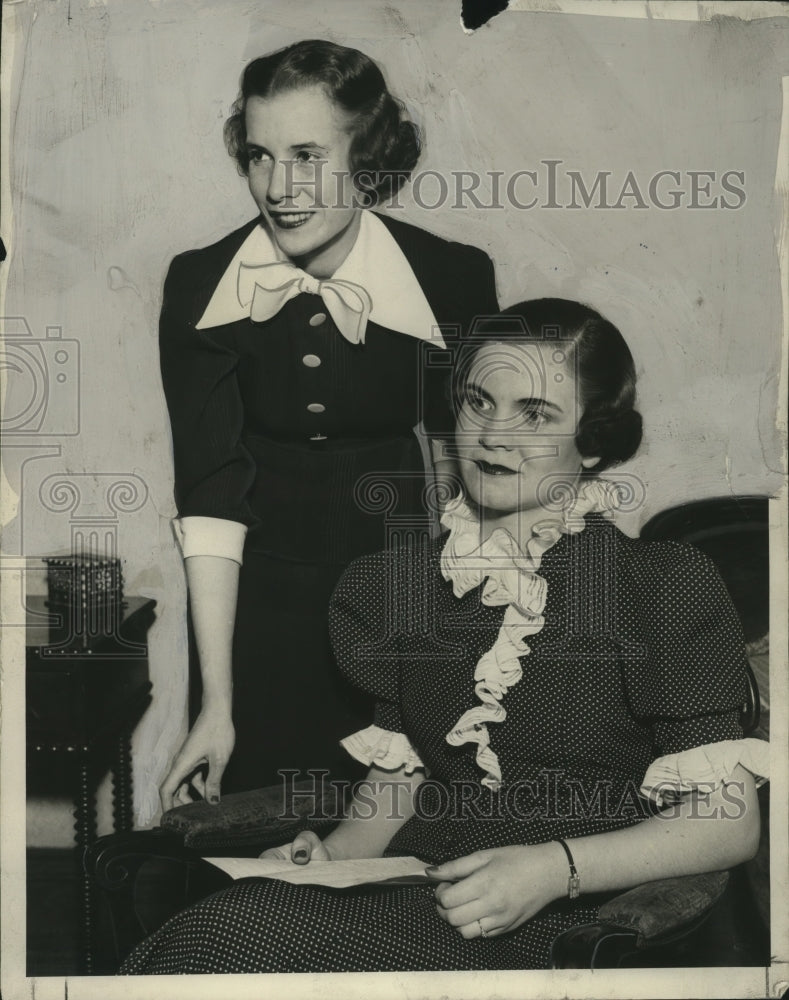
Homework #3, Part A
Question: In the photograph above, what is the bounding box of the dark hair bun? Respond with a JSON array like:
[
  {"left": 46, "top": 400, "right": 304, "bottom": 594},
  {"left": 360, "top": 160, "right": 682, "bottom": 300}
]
[
  {"left": 576, "top": 408, "right": 643, "bottom": 472},
  {"left": 349, "top": 96, "right": 421, "bottom": 204}
]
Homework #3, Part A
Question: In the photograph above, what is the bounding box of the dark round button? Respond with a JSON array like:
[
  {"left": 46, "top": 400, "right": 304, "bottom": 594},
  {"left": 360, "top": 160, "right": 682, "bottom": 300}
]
[
  {"left": 307, "top": 403, "right": 326, "bottom": 414},
  {"left": 302, "top": 354, "right": 322, "bottom": 368},
  {"left": 309, "top": 312, "right": 327, "bottom": 327}
]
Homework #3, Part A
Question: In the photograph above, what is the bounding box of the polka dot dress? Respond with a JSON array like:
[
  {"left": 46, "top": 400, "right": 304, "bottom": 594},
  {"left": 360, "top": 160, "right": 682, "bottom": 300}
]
[
  {"left": 121, "top": 879, "right": 606, "bottom": 974},
  {"left": 121, "top": 517, "right": 748, "bottom": 975}
]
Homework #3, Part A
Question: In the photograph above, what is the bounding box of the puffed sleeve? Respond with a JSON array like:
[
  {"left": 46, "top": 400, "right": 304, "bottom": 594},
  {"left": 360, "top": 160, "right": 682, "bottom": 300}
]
[
  {"left": 329, "top": 552, "right": 425, "bottom": 773},
  {"left": 159, "top": 254, "right": 257, "bottom": 563},
  {"left": 622, "top": 541, "right": 770, "bottom": 802},
  {"left": 625, "top": 541, "right": 748, "bottom": 754}
]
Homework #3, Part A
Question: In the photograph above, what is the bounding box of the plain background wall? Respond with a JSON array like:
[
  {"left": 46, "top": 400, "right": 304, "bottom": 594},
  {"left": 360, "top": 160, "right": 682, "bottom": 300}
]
[{"left": 2, "top": 0, "right": 786, "bottom": 842}]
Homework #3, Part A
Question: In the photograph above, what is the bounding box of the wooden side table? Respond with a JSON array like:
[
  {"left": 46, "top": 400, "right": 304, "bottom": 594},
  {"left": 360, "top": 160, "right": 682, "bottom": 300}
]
[{"left": 26, "top": 594, "right": 156, "bottom": 973}]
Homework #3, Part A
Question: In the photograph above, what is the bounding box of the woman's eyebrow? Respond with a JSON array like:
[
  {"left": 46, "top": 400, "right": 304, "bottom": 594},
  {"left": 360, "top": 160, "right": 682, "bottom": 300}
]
[
  {"left": 466, "top": 382, "right": 563, "bottom": 414},
  {"left": 244, "top": 141, "right": 329, "bottom": 154},
  {"left": 290, "top": 141, "right": 329, "bottom": 153},
  {"left": 517, "top": 396, "right": 563, "bottom": 413},
  {"left": 465, "top": 380, "right": 491, "bottom": 400}
]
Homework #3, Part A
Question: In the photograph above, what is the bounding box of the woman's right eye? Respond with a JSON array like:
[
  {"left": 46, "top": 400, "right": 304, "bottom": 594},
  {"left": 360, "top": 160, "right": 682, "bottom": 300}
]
[
  {"left": 465, "top": 390, "right": 493, "bottom": 414},
  {"left": 247, "top": 148, "right": 272, "bottom": 164}
]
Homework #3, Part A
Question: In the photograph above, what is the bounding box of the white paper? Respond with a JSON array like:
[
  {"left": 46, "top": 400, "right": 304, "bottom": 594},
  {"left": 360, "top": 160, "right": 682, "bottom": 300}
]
[{"left": 202, "top": 855, "right": 430, "bottom": 889}]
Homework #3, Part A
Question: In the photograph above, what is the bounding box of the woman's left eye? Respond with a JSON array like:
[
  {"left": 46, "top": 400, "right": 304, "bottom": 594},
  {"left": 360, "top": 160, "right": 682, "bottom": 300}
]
[{"left": 294, "top": 150, "right": 323, "bottom": 164}]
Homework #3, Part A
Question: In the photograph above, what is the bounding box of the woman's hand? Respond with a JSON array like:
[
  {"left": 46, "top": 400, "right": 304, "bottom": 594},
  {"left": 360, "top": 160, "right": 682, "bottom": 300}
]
[
  {"left": 159, "top": 708, "right": 235, "bottom": 811},
  {"left": 260, "top": 831, "right": 333, "bottom": 864},
  {"left": 427, "top": 842, "right": 566, "bottom": 939}
]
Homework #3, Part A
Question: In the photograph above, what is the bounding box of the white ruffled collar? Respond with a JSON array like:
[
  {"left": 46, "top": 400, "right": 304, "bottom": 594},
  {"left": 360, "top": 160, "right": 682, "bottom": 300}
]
[
  {"left": 440, "top": 479, "right": 622, "bottom": 789},
  {"left": 196, "top": 210, "right": 443, "bottom": 345}
]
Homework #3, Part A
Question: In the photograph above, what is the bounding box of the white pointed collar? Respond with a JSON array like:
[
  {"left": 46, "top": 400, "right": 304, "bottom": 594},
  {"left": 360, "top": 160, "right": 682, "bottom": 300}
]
[{"left": 196, "top": 210, "right": 444, "bottom": 347}]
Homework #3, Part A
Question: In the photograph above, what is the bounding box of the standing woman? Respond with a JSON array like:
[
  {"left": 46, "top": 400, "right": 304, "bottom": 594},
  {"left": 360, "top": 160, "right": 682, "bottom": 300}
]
[{"left": 159, "top": 40, "right": 498, "bottom": 803}]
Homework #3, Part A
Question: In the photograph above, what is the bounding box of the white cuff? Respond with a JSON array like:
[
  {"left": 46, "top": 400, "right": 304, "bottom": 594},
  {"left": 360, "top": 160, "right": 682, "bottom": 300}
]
[
  {"left": 341, "top": 725, "right": 425, "bottom": 774},
  {"left": 172, "top": 516, "right": 248, "bottom": 565},
  {"left": 640, "top": 738, "right": 770, "bottom": 806}
]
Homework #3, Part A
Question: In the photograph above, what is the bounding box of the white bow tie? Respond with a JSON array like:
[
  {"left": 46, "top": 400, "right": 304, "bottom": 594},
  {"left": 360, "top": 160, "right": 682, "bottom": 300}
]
[{"left": 238, "top": 261, "right": 373, "bottom": 345}]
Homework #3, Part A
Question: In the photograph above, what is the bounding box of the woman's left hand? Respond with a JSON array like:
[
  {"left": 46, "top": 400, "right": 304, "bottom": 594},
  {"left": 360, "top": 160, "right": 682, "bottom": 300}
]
[
  {"left": 260, "top": 831, "right": 333, "bottom": 864},
  {"left": 427, "top": 842, "right": 566, "bottom": 939}
]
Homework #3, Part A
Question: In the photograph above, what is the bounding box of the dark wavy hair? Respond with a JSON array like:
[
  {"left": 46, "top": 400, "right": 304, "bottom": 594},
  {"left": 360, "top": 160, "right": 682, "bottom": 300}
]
[
  {"left": 224, "top": 40, "right": 421, "bottom": 205},
  {"left": 450, "top": 299, "right": 643, "bottom": 473}
]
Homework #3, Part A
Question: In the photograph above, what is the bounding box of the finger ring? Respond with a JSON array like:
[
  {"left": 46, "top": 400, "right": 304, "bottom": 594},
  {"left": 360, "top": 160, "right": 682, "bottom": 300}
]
[{"left": 476, "top": 919, "right": 489, "bottom": 939}]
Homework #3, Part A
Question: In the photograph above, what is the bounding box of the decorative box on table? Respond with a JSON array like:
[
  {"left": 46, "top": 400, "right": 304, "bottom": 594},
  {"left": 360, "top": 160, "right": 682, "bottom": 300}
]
[{"left": 43, "top": 554, "right": 125, "bottom": 646}]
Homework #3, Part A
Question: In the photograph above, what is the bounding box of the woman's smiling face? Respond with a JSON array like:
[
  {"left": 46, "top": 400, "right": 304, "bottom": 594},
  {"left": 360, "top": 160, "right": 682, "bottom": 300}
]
[
  {"left": 455, "top": 341, "right": 594, "bottom": 517},
  {"left": 244, "top": 85, "right": 361, "bottom": 278}
]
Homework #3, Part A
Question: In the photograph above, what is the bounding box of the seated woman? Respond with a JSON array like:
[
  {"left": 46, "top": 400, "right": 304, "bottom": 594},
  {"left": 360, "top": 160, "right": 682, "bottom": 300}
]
[{"left": 121, "top": 298, "right": 768, "bottom": 974}]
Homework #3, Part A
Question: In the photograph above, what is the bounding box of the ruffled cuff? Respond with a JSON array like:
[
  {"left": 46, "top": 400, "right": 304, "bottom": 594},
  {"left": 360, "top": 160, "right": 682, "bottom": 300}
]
[
  {"left": 340, "top": 725, "right": 425, "bottom": 774},
  {"left": 640, "top": 738, "right": 770, "bottom": 806},
  {"left": 172, "top": 516, "right": 248, "bottom": 565}
]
